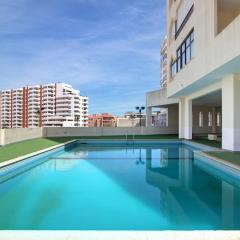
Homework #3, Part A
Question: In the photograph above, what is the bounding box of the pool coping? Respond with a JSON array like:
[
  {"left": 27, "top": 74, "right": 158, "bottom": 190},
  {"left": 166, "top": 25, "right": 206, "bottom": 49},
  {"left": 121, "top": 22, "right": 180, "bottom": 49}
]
[
  {"left": 0, "top": 138, "right": 224, "bottom": 170},
  {"left": 183, "top": 140, "right": 240, "bottom": 172},
  {"left": 0, "top": 230, "right": 240, "bottom": 240},
  {"left": 194, "top": 150, "right": 240, "bottom": 172},
  {"left": 182, "top": 140, "right": 221, "bottom": 152}
]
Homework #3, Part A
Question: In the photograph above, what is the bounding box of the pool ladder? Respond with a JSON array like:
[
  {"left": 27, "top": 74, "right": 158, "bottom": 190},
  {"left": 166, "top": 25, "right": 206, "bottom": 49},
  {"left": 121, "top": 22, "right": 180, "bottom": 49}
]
[{"left": 125, "top": 133, "right": 135, "bottom": 145}]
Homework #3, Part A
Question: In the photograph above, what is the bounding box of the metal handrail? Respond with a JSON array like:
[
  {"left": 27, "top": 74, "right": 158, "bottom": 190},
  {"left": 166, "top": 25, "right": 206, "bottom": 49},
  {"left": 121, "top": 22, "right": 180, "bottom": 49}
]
[{"left": 126, "top": 133, "right": 135, "bottom": 145}]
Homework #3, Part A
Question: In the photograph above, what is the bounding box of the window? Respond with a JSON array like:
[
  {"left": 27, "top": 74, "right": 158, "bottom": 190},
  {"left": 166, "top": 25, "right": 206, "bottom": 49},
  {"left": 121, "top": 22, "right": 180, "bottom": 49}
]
[
  {"left": 199, "top": 112, "right": 203, "bottom": 128},
  {"left": 177, "top": 49, "right": 181, "bottom": 71},
  {"left": 208, "top": 112, "right": 213, "bottom": 127},
  {"left": 171, "top": 30, "right": 194, "bottom": 78},
  {"left": 181, "top": 43, "right": 186, "bottom": 68},
  {"left": 171, "top": 60, "right": 177, "bottom": 77},
  {"left": 176, "top": 0, "right": 194, "bottom": 31},
  {"left": 175, "top": 0, "right": 194, "bottom": 38},
  {"left": 217, "top": 112, "right": 221, "bottom": 127}
]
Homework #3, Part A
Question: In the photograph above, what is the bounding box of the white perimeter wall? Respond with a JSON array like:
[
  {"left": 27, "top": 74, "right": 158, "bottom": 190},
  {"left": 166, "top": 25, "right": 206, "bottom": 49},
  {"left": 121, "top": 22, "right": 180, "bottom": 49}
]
[
  {"left": 0, "top": 126, "right": 178, "bottom": 146},
  {"left": 44, "top": 127, "right": 178, "bottom": 138},
  {"left": 0, "top": 128, "right": 43, "bottom": 146}
]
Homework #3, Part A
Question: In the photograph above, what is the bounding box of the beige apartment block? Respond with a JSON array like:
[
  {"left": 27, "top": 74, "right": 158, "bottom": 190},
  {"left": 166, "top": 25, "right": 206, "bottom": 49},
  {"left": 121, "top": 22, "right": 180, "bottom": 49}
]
[
  {"left": 147, "top": 0, "right": 240, "bottom": 151},
  {"left": 0, "top": 83, "right": 88, "bottom": 128}
]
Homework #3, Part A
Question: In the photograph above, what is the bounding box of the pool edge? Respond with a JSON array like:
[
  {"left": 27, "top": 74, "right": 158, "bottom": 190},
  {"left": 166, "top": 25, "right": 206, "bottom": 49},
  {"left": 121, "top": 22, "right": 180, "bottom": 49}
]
[
  {"left": 194, "top": 151, "right": 240, "bottom": 172},
  {"left": 0, "top": 230, "right": 239, "bottom": 240},
  {"left": 0, "top": 139, "right": 78, "bottom": 169}
]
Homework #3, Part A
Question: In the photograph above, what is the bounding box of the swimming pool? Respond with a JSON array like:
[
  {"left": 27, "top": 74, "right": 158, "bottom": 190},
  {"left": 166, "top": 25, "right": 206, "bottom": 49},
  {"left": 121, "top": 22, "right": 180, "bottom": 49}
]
[{"left": 0, "top": 141, "right": 240, "bottom": 230}]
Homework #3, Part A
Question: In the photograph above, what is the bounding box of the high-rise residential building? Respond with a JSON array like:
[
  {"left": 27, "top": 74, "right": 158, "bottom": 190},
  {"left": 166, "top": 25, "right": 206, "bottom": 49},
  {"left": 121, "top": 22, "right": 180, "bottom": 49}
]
[
  {"left": 0, "top": 83, "right": 88, "bottom": 128},
  {"left": 160, "top": 36, "right": 167, "bottom": 89},
  {"left": 88, "top": 113, "right": 117, "bottom": 127},
  {"left": 147, "top": 0, "right": 240, "bottom": 151}
]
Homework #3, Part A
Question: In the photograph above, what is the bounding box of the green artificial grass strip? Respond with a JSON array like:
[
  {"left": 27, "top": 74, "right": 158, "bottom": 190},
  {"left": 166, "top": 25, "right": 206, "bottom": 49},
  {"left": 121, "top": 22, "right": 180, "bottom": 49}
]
[
  {"left": 192, "top": 138, "right": 222, "bottom": 148},
  {"left": 0, "top": 138, "right": 73, "bottom": 163},
  {"left": 206, "top": 151, "right": 240, "bottom": 165}
]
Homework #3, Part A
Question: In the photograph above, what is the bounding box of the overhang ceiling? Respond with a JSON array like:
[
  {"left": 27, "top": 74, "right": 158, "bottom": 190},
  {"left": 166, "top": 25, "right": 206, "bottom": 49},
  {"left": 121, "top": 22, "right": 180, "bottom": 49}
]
[{"left": 192, "top": 90, "right": 222, "bottom": 107}]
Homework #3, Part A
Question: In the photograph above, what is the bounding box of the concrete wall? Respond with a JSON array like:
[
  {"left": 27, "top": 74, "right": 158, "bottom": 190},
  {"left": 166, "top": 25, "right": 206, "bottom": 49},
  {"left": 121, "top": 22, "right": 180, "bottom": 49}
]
[
  {"left": 44, "top": 127, "right": 178, "bottom": 138},
  {"left": 1, "top": 128, "right": 43, "bottom": 145}
]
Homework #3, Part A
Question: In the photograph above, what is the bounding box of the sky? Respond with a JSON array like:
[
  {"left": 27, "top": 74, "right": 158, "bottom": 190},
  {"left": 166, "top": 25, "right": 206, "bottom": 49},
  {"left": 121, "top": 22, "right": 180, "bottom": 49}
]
[{"left": 0, "top": 0, "right": 166, "bottom": 115}]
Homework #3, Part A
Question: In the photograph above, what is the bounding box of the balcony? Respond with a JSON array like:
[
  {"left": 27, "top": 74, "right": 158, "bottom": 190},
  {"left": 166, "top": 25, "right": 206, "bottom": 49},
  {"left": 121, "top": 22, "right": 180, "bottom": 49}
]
[
  {"left": 217, "top": 0, "right": 240, "bottom": 35},
  {"left": 146, "top": 88, "right": 178, "bottom": 108}
]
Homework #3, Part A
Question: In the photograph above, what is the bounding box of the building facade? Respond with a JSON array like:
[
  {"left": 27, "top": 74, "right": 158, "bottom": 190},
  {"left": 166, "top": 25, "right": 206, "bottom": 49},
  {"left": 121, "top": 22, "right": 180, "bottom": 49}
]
[
  {"left": 117, "top": 112, "right": 146, "bottom": 127},
  {"left": 88, "top": 113, "right": 117, "bottom": 127},
  {"left": 0, "top": 83, "right": 88, "bottom": 128},
  {"left": 147, "top": 0, "right": 240, "bottom": 151},
  {"left": 160, "top": 36, "right": 168, "bottom": 89}
]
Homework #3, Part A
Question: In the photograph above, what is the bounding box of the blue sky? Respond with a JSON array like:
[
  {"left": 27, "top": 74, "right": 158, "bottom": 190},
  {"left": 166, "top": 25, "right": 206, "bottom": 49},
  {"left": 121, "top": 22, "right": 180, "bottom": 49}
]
[{"left": 0, "top": 0, "right": 166, "bottom": 115}]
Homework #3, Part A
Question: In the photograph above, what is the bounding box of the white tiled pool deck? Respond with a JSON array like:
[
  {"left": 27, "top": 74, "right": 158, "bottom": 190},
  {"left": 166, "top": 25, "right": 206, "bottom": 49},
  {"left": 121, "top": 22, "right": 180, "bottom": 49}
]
[{"left": 0, "top": 231, "right": 240, "bottom": 240}]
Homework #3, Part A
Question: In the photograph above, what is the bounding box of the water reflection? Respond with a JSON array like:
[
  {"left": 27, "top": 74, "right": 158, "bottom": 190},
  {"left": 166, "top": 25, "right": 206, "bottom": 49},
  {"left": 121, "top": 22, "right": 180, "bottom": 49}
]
[
  {"left": 44, "top": 147, "right": 89, "bottom": 172},
  {"left": 2, "top": 143, "right": 239, "bottom": 230},
  {"left": 145, "top": 146, "right": 240, "bottom": 230},
  {"left": 136, "top": 148, "right": 145, "bottom": 165}
]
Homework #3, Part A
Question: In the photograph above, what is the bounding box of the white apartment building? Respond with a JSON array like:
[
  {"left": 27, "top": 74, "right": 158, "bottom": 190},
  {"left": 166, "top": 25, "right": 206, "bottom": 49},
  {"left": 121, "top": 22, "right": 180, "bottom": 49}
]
[
  {"left": 0, "top": 83, "right": 88, "bottom": 128},
  {"left": 145, "top": 36, "right": 170, "bottom": 128},
  {"left": 147, "top": 0, "right": 240, "bottom": 151}
]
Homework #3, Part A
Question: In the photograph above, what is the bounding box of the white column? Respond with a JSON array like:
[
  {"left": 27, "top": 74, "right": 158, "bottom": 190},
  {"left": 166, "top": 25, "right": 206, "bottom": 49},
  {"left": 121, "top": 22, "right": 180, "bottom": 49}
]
[
  {"left": 146, "top": 107, "right": 152, "bottom": 127},
  {"left": 179, "top": 98, "right": 192, "bottom": 139},
  {"left": 179, "top": 99, "right": 185, "bottom": 139},
  {"left": 222, "top": 74, "right": 240, "bottom": 151}
]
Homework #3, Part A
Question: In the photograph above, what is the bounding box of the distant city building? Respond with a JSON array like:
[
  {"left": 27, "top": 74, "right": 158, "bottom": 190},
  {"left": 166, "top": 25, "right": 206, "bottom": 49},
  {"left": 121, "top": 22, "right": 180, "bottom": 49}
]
[
  {"left": 124, "top": 111, "right": 146, "bottom": 119},
  {"left": 151, "top": 109, "right": 168, "bottom": 127},
  {"left": 116, "top": 112, "right": 146, "bottom": 127},
  {"left": 160, "top": 36, "right": 167, "bottom": 89},
  {"left": 0, "top": 83, "right": 88, "bottom": 128},
  {"left": 117, "top": 111, "right": 167, "bottom": 127},
  {"left": 88, "top": 113, "right": 117, "bottom": 127}
]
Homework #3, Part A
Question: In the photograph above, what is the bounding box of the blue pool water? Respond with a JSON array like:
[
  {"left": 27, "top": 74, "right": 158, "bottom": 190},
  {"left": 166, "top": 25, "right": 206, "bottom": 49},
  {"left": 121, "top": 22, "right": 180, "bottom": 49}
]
[{"left": 0, "top": 141, "right": 240, "bottom": 230}]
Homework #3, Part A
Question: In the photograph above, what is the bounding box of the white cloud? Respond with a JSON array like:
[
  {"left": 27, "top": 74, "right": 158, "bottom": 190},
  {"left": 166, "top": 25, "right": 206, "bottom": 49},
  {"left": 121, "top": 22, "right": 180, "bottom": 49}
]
[{"left": 0, "top": 0, "right": 166, "bottom": 114}]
